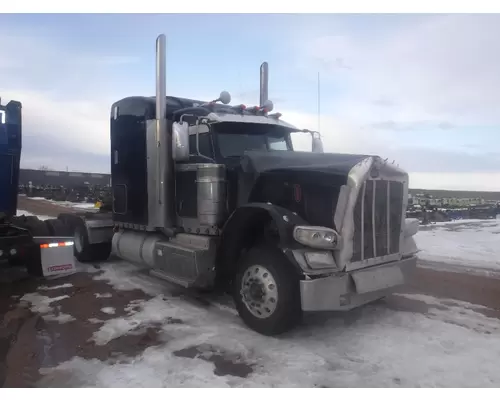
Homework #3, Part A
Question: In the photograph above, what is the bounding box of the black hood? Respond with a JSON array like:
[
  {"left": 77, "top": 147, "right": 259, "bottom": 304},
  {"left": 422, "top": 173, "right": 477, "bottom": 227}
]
[
  {"left": 240, "top": 150, "right": 370, "bottom": 186},
  {"left": 236, "top": 151, "right": 372, "bottom": 228}
]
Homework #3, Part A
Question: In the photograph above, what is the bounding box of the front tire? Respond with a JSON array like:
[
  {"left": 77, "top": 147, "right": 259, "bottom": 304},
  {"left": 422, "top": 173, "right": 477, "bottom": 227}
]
[{"left": 233, "top": 245, "right": 302, "bottom": 336}]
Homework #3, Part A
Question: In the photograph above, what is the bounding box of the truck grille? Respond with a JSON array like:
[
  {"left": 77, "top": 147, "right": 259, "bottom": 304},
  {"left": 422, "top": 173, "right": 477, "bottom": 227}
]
[{"left": 351, "top": 179, "right": 404, "bottom": 262}]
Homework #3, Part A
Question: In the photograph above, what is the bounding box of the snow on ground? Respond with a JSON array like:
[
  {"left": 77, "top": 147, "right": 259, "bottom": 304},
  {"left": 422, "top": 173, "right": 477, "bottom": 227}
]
[
  {"left": 415, "top": 219, "right": 500, "bottom": 271},
  {"left": 16, "top": 209, "right": 52, "bottom": 221},
  {"left": 38, "top": 283, "right": 74, "bottom": 291},
  {"left": 71, "top": 203, "right": 97, "bottom": 209},
  {"left": 95, "top": 293, "right": 112, "bottom": 299},
  {"left": 35, "top": 260, "right": 500, "bottom": 388},
  {"left": 25, "top": 197, "right": 96, "bottom": 209},
  {"left": 20, "top": 292, "right": 76, "bottom": 324},
  {"left": 100, "top": 307, "right": 116, "bottom": 315}
]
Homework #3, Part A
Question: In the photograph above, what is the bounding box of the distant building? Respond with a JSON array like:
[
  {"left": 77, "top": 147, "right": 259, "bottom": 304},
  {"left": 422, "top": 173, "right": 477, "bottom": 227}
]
[{"left": 19, "top": 169, "right": 111, "bottom": 188}]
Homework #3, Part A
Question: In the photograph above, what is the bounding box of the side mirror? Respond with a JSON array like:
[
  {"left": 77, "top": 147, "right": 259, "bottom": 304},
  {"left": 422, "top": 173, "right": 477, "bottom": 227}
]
[
  {"left": 312, "top": 133, "right": 324, "bottom": 153},
  {"left": 172, "top": 122, "right": 189, "bottom": 161}
]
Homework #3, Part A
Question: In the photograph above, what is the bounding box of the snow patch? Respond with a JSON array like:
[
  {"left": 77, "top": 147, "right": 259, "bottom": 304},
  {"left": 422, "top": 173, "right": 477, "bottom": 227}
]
[
  {"left": 20, "top": 293, "right": 70, "bottom": 314},
  {"left": 101, "top": 307, "right": 116, "bottom": 315},
  {"left": 16, "top": 209, "right": 52, "bottom": 221},
  {"left": 95, "top": 293, "right": 112, "bottom": 299},
  {"left": 91, "top": 295, "right": 199, "bottom": 345},
  {"left": 71, "top": 203, "right": 97, "bottom": 209},
  {"left": 20, "top": 293, "right": 74, "bottom": 324},
  {"left": 38, "top": 283, "right": 74, "bottom": 291},
  {"left": 93, "top": 262, "right": 167, "bottom": 297},
  {"left": 43, "top": 313, "right": 76, "bottom": 324},
  {"left": 415, "top": 219, "right": 500, "bottom": 271}
]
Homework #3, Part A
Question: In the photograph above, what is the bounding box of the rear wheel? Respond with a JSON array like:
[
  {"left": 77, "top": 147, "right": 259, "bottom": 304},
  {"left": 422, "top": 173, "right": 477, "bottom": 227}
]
[
  {"left": 74, "top": 224, "right": 111, "bottom": 263},
  {"left": 233, "top": 245, "right": 302, "bottom": 336},
  {"left": 17, "top": 216, "right": 51, "bottom": 237},
  {"left": 45, "top": 218, "right": 73, "bottom": 237}
]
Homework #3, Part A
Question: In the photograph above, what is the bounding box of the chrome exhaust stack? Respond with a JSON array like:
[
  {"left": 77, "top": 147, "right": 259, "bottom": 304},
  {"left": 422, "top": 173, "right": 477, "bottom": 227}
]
[
  {"left": 155, "top": 34, "right": 175, "bottom": 231},
  {"left": 259, "top": 62, "right": 269, "bottom": 107}
]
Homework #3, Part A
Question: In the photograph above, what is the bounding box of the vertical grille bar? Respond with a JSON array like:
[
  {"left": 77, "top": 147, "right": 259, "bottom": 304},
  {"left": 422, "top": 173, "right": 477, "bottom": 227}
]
[
  {"left": 387, "top": 181, "right": 391, "bottom": 254},
  {"left": 363, "top": 180, "right": 374, "bottom": 259},
  {"left": 360, "top": 181, "right": 365, "bottom": 260},
  {"left": 372, "top": 180, "right": 377, "bottom": 258}
]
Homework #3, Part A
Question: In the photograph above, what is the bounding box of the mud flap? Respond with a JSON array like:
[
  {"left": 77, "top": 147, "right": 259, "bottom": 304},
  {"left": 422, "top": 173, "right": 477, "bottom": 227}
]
[{"left": 28, "top": 236, "right": 76, "bottom": 278}]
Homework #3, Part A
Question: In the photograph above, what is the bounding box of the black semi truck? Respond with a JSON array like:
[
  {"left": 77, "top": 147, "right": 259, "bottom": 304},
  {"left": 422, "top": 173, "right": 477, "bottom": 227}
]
[{"left": 58, "top": 34, "right": 419, "bottom": 335}]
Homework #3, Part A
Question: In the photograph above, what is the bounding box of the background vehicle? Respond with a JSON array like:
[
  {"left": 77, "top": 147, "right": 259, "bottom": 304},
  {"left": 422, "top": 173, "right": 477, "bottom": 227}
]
[{"left": 0, "top": 99, "right": 74, "bottom": 273}]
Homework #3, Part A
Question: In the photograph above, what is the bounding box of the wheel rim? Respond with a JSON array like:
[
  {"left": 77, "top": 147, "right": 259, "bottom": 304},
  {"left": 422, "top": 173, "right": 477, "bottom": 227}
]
[
  {"left": 240, "top": 265, "right": 278, "bottom": 319},
  {"left": 74, "top": 229, "right": 83, "bottom": 253}
]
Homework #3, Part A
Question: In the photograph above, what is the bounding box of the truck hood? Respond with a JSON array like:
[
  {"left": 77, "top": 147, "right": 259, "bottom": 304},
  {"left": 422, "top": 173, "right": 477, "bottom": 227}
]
[{"left": 240, "top": 150, "right": 371, "bottom": 186}]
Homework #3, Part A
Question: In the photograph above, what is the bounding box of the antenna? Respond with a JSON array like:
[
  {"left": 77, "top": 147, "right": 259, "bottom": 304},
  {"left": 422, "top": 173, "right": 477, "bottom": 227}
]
[{"left": 317, "top": 71, "right": 321, "bottom": 132}]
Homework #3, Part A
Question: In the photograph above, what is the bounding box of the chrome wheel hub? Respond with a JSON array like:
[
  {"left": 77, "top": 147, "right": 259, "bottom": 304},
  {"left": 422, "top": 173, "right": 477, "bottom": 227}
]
[{"left": 240, "top": 265, "right": 278, "bottom": 319}]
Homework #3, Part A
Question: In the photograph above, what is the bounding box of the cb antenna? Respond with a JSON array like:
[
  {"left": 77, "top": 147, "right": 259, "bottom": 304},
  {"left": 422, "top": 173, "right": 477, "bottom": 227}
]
[{"left": 317, "top": 71, "right": 321, "bottom": 132}]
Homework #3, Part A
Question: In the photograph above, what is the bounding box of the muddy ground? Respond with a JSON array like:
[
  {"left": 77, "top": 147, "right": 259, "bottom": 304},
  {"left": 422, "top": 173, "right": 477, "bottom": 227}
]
[
  {"left": 17, "top": 196, "right": 82, "bottom": 218},
  {"left": 2, "top": 197, "right": 500, "bottom": 387}
]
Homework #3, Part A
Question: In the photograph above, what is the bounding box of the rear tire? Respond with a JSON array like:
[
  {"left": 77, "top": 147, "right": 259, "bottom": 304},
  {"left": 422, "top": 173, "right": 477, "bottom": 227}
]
[
  {"left": 17, "top": 216, "right": 51, "bottom": 237},
  {"left": 45, "top": 219, "right": 72, "bottom": 237},
  {"left": 233, "top": 245, "right": 302, "bottom": 336},
  {"left": 74, "top": 224, "right": 111, "bottom": 263}
]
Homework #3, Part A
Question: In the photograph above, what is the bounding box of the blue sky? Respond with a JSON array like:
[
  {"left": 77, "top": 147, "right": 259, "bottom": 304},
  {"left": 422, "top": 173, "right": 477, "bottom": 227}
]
[{"left": 1, "top": 13, "right": 499, "bottom": 191}]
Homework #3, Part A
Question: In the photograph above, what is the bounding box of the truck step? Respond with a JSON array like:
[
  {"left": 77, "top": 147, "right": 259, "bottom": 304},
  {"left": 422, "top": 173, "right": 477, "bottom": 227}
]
[{"left": 153, "top": 234, "right": 217, "bottom": 289}]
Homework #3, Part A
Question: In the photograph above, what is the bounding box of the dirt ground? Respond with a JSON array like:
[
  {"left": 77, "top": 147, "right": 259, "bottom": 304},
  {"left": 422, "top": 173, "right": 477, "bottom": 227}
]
[
  {"left": 16, "top": 196, "right": 81, "bottom": 218},
  {"left": 2, "top": 197, "right": 500, "bottom": 387}
]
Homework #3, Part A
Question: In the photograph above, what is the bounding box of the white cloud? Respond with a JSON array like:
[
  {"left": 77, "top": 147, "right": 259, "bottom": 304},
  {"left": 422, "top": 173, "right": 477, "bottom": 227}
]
[
  {"left": 0, "top": 26, "right": 136, "bottom": 172},
  {"left": 293, "top": 14, "right": 500, "bottom": 190},
  {"left": 301, "top": 14, "right": 500, "bottom": 126}
]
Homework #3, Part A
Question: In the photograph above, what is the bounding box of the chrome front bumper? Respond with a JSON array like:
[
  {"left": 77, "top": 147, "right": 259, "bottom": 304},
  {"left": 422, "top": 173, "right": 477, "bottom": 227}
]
[{"left": 299, "top": 256, "right": 417, "bottom": 311}]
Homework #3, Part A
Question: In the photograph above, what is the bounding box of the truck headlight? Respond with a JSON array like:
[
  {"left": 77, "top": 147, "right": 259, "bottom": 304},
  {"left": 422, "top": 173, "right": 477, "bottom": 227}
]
[{"left": 293, "top": 226, "right": 341, "bottom": 250}]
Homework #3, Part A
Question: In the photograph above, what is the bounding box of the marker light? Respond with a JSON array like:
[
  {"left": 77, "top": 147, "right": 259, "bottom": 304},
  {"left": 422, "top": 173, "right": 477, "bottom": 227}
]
[{"left": 262, "top": 99, "right": 274, "bottom": 113}]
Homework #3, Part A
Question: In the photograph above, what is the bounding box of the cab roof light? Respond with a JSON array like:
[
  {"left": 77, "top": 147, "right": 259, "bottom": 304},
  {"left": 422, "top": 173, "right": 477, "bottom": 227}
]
[{"left": 261, "top": 99, "right": 274, "bottom": 115}]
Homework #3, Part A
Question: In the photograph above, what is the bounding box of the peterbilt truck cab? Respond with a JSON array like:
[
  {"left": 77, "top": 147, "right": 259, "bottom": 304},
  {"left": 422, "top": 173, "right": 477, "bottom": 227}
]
[{"left": 68, "top": 34, "right": 419, "bottom": 336}]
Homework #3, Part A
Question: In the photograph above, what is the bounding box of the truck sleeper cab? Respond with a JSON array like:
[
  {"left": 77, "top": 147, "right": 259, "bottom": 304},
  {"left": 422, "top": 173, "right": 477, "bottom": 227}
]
[{"left": 70, "top": 34, "right": 419, "bottom": 336}]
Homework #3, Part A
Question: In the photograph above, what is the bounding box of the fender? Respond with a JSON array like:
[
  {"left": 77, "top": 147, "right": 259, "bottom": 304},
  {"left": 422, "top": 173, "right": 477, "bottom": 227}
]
[
  {"left": 215, "top": 203, "right": 308, "bottom": 285},
  {"left": 222, "top": 202, "right": 308, "bottom": 247}
]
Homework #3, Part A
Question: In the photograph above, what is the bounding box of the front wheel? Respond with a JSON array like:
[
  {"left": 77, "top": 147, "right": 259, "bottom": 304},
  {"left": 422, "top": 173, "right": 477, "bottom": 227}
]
[{"left": 233, "top": 245, "right": 303, "bottom": 336}]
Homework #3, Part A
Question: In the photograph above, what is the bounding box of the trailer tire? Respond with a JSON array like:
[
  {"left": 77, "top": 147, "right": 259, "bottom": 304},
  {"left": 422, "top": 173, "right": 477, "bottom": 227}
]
[
  {"left": 22, "top": 217, "right": 51, "bottom": 237},
  {"left": 45, "top": 219, "right": 72, "bottom": 237},
  {"left": 74, "top": 224, "right": 111, "bottom": 263},
  {"left": 233, "top": 245, "right": 302, "bottom": 336}
]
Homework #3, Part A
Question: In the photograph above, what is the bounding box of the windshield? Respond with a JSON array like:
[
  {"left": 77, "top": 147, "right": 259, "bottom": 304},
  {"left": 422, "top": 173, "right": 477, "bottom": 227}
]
[{"left": 215, "top": 122, "right": 292, "bottom": 157}]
